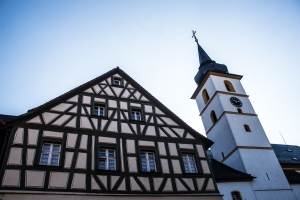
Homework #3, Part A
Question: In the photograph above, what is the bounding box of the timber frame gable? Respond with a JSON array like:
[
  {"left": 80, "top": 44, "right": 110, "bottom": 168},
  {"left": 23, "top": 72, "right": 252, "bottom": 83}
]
[{"left": 0, "top": 67, "right": 220, "bottom": 197}]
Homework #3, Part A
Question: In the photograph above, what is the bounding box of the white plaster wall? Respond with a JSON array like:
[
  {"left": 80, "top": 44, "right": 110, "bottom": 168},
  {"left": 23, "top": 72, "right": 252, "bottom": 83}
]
[
  {"left": 217, "top": 182, "right": 256, "bottom": 200},
  {"left": 210, "top": 75, "right": 246, "bottom": 95},
  {"left": 195, "top": 76, "right": 216, "bottom": 113},
  {"left": 201, "top": 94, "right": 256, "bottom": 132},
  {"left": 207, "top": 116, "right": 237, "bottom": 162},
  {"left": 255, "top": 189, "right": 297, "bottom": 200},
  {"left": 290, "top": 184, "right": 300, "bottom": 200},
  {"left": 223, "top": 151, "right": 246, "bottom": 173},
  {"left": 201, "top": 95, "right": 224, "bottom": 131},
  {"left": 226, "top": 114, "right": 272, "bottom": 147},
  {"left": 1, "top": 194, "right": 223, "bottom": 200},
  {"left": 240, "top": 149, "right": 291, "bottom": 190},
  {"left": 217, "top": 94, "right": 255, "bottom": 114}
]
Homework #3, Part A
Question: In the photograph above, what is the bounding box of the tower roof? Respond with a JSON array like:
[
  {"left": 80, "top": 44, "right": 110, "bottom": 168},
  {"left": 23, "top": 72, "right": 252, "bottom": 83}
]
[
  {"left": 192, "top": 31, "right": 229, "bottom": 85},
  {"left": 197, "top": 42, "right": 212, "bottom": 66}
]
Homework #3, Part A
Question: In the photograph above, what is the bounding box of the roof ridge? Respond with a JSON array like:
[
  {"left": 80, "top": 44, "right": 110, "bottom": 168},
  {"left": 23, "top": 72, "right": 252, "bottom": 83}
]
[{"left": 27, "top": 67, "right": 119, "bottom": 113}]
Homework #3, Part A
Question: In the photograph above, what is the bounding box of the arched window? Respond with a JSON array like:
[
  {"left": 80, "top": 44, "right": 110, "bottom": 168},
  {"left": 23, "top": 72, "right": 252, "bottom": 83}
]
[
  {"left": 231, "top": 191, "right": 242, "bottom": 200},
  {"left": 244, "top": 124, "right": 251, "bottom": 132},
  {"left": 202, "top": 89, "right": 210, "bottom": 104},
  {"left": 210, "top": 110, "right": 217, "bottom": 125},
  {"left": 237, "top": 108, "right": 242, "bottom": 113},
  {"left": 224, "top": 80, "right": 235, "bottom": 92}
]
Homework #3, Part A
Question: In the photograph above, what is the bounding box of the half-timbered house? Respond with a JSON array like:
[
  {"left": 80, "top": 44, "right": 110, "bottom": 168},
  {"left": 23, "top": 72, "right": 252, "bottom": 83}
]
[{"left": 0, "top": 67, "right": 223, "bottom": 200}]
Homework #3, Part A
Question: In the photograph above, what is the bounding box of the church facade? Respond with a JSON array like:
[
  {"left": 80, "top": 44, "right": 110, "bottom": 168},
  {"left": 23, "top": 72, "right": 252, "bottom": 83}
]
[
  {"left": 0, "top": 36, "right": 299, "bottom": 200},
  {"left": 190, "top": 34, "right": 300, "bottom": 200}
]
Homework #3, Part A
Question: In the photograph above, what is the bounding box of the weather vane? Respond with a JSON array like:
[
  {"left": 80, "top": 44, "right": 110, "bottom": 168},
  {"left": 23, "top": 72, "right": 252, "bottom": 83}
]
[{"left": 192, "top": 30, "right": 198, "bottom": 43}]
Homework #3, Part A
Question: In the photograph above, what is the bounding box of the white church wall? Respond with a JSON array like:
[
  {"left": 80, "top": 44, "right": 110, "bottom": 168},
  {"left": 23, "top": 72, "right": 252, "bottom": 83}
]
[
  {"left": 206, "top": 117, "right": 237, "bottom": 163},
  {"left": 216, "top": 182, "right": 256, "bottom": 200},
  {"left": 210, "top": 75, "right": 246, "bottom": 95},
  {"left": 217, "top": 94, "right": 255, "bottom": 114},
  {"left": 200, "top": 95, "right": 224, "bottom": 131},
  {"left": 240, "top": 149, "right": 291, "bottom": 190},
  {"left": 255, "top": 189, "right": 297, "bottom": 200},
  {"left": 225, "top": 114, "right": 272, "bottom": 147},
  {"left": 290, "top": 184, "right": 300, "bottom": 200},
  {"left": 223, "top": 150, "right": 246, "bottom": 173},
  {"left": 195, "top": 76, "right": 216, "bottom": 113}
]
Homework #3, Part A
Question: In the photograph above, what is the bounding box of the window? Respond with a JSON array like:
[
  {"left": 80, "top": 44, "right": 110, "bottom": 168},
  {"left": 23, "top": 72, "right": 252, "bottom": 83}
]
[
  {"left": 112, "top": 77, "right": 123, "bottom": 86},
  {"left": 99, "top": 148, "right": 116, "bottom": 170},
  {"left": 182, "top": 154, "right": 197, "bottom": 173},
  {"left": 224, "top": 80, "right": 235, "bottom": 92},
  {"left": 231, "top": 191, "right": 242, "bottom": 200},
  {"left": 93, "top": 102, "right": 107, "bottom": 117},
  {"left": 39, "top": 143, "right": 61, "bottom": 166},
  {"left": 244, "top": 124, "right": 251, "bottom": 132},
  {"left": 140, "top": 151, "right": 156, "bottom": 172},
  {"left": 202, "top": 89, "right": 210, "bottom": 104},
  {"left": 210, "top": 110, "right": 217, "bottom": 125},
  {"left": 94, "top": 104, "right": 105, "bottom": 116},
  {"left": 131, "top": 110, "right": 141, "bottom": 121}
]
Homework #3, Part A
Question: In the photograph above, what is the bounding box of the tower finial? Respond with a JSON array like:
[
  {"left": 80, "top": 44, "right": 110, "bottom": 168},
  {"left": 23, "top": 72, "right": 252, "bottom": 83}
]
[
  {"left": 192, "top": 30, "right": 198, "bottom": 43},
  {"left": 192, "top": 32, "right": 229, "bottom": 85}
]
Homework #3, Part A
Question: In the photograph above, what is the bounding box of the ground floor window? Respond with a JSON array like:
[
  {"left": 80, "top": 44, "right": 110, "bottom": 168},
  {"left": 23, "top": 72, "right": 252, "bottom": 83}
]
[{"left": 231, "top": 191, "right": 242, "bottom": 200}]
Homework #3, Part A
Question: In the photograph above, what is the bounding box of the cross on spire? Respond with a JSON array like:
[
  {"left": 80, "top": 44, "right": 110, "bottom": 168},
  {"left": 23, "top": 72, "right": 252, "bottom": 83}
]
[{"left": 192, "top": 30, "right": 198, "bottom": 43}]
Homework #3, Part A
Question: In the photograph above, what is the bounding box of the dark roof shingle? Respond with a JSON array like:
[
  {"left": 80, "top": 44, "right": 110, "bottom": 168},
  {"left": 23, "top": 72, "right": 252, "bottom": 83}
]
[
  {"left": 207, "top": 150, "right": 255, "bottom": 181},
  {"left": 271, "top": 144, "right": 300, "bottom": 165}
]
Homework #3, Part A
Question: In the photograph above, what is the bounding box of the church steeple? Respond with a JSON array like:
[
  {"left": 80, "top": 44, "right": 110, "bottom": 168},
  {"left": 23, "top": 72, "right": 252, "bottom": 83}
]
[
  {"left": 192, "top": 31, "right": 229, "bottom": 85},
  {"left": 197, "top": 42, "right": 212, "bottom": 65}
]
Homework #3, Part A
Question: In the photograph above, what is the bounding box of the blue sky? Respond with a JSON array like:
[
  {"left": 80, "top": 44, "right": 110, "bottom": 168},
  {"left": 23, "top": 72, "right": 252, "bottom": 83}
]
[{"left": 1, "top": 0, "right": 300, "bottom": 145}]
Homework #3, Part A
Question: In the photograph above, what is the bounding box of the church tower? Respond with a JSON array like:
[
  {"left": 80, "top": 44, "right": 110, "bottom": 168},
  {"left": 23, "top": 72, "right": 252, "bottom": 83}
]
[{"left": 190, "top": 32, "right": 296, "bottom": 200}]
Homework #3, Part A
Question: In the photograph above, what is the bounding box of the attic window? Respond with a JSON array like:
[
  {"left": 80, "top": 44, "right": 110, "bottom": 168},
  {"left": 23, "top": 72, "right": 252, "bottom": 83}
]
[
  {"left": 287, "top": 149, "right": 292, "bottom": 152},
  {"left": 112, "top": 77, "right": 123, "bottom": 86}
]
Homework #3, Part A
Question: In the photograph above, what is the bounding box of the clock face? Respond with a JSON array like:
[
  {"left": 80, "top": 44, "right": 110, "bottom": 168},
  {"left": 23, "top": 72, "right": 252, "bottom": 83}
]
[{"left": 230, "top": 97, "right": 243, "bottom": 107}]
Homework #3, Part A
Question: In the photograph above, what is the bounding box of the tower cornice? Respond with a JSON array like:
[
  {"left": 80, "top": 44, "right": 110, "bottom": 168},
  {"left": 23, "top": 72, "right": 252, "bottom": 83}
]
[{"left": 191, "top": 71, "right": 243, "bottom": 99}]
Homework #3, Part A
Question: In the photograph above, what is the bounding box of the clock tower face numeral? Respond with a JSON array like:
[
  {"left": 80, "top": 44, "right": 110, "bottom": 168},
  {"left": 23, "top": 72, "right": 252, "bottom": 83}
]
[{"left": 230, "top": 97, "right": 243, "bottom": 107}]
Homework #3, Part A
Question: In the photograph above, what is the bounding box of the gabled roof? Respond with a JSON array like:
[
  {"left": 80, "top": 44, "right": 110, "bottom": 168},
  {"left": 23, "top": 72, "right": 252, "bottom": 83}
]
[
  {"left": 283, "top": 170, "right": 300, "bottom": 183},
  {"left": 0, "top": 114, "right": 18, "bottom": 124},
  {"left": 271, "top": 144, "right": 300, "bottom": 165},
  {"left": 7, "top": 67, "right": 213, "bottom": 148},
  {"left": 207, "top": 150, "right": 255, "bottom": 182}
]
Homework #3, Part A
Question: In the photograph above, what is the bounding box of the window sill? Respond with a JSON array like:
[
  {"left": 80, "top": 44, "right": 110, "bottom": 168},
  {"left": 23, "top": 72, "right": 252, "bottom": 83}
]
[
  {"left": 183, "top": 172, "right": 201, "bottom": 175},
  {"left": 139, "top": 171, "right": 161, "bottom": 175},
  {"left": 91, "top": 115, "right": 108, "bottom": 119},
  {"left": 111, "top": 84, "right": 124, "bottom": 88},
  {"left": 34, "top": 165, "right": 63, "bottom": 170},
  {"left": 95, "top": 169, "right": 120, "bottom": 174},
  {"left": 129, "top": 120, "right": 146, "bottom": 124}
]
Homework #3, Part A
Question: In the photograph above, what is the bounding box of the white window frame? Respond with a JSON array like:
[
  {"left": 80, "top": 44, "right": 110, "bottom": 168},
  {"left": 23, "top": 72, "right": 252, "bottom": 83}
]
[
  {"left": 94, "top": 104, "right": 105, "bottom": 116},
  {"left": 182, "top": 154, "right": 197, "bottom": 173},
  {"left": 141, "top": 151, "right": 156, "bottom": 172},
  {"left": 113, "top": 78, "right": 121, "bottom": 85},
  {"left": 131, "top": 110, "right": 141, "bottom": 121},
  {"left": 39, "top": 143, "right": 61, "bottom": 166},
  {"left": 99, "top": 148, "right": 116, "bottom": 170}
]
